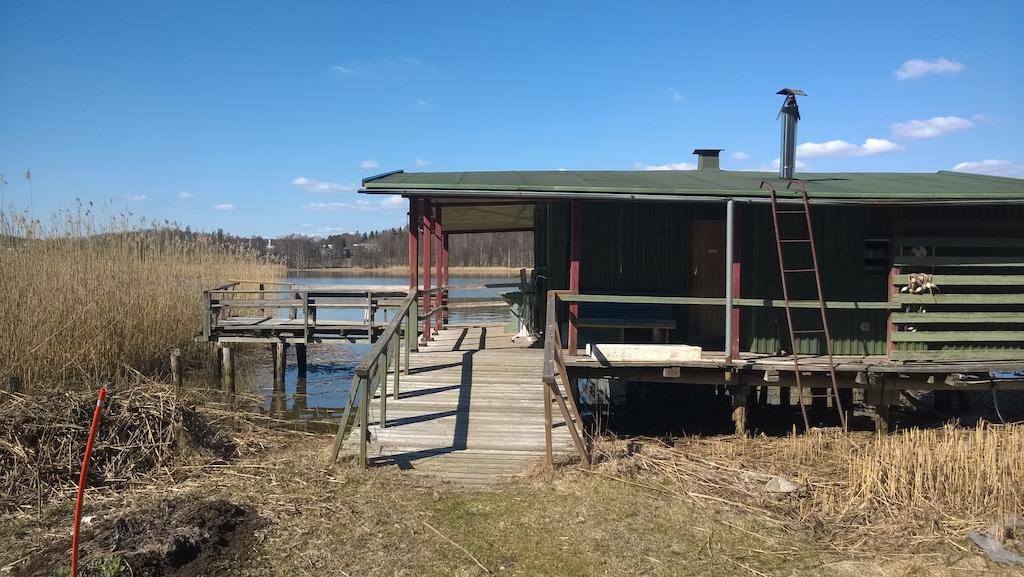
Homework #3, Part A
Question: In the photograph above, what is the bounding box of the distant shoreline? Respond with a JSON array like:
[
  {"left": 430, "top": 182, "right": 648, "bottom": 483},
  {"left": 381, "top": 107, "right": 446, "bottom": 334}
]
[{"left": 287, "top": 265, "right": 530, "bottom": 277}]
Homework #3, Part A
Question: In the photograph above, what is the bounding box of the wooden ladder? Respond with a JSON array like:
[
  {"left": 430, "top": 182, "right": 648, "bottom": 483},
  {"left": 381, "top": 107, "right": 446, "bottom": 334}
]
[{"left": 763, "top": 179, "right": 848, "bottom": 432}]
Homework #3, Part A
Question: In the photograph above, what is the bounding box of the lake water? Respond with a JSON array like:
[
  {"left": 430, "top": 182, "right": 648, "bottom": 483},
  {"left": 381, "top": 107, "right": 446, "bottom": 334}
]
[{"left": 243, "top": 274, "right": 519, "bottom": 418}]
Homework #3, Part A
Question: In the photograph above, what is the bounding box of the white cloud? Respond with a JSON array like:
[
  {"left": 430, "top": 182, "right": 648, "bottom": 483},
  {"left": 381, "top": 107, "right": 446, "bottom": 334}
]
[
  {"left": 123, "top": 194, "right": 147, "bottom": 201},
  {"left": 304, "top": 196, "right": 404, "bottom": 211},
  {"left": 634, "top": 161, "right": 696, "bottom": 171},
  {"left": 894, "top": 57, "right": 964, "bottom": 80},
  {"left": 415, "top": 99, "right": 434, "bottom": 107},
  {"left": 360, "top": 160, "right": 380, "bottom": 170},
  {"left": 176, "top": 191, "right": 193, "bottom": 199},
  {"left": 952, "top": 159, "right": 1024, "bottom": 178},
  {"left": 796, "top": 138, "right": 901, "bottom": 158},
  {"left": 891, "top": 116, "right": 973, "bottom": 140},
  {"left": 291, "top": 176, "right": 355, "bottom": 194},
  {"left": 331, "top": 65, "right": 363, "bottom": 76},
  {"left": 760, "top": 158, "right": 811, "bottom": 172},
  {"left": 668, "top": 88, "right": 684, "bottom": 102},
  {"left": 414, "top": 158, "right": 432, "bottom": 167},
  {"left": 730, "top": 151, "right": 751, "bottom": 161},
  {"left": 213, "top": 203, "right": 237, "bottom": 211}
]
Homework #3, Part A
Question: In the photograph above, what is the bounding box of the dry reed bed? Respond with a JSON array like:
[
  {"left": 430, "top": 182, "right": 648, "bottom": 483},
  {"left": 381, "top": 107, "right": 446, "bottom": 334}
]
[
  {"left": 591, "top": 424, "right": 1024, "bottom": 552},
  {"left": 0, "top": 206, "right": 283, "bottom": 389},
  {"left": 0, "top": 380, "right": 290, "bottom": 513}
]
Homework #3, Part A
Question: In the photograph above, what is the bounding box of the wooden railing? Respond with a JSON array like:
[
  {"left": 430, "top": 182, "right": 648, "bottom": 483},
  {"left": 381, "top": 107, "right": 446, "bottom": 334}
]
[
  {"left": 542, "top": 290, "right": 591, "bottom": 467},
  {"left": 330, "top": 291, "right": 419, "bottom": 466},
  {"left": 201, "top": 282, "right": 411, "bottom": 343}
]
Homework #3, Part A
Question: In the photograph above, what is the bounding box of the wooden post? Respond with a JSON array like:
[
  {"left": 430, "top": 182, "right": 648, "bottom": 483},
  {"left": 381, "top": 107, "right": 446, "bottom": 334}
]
[
  {"left": 221, "top": 346, "right": 234, "bottom": 396},
  {"left": 6, "top": 376, "right": 23, "bottom": 394},
  {"left": 422, "top": 198, "right": 433, "bottom": 342},
  {"left": 732, "top": 384, "right": 750, "bottom": 436},
  {"left": 359, "top": 376, "right": 369, "bottom": 468},
  {"left": 568, "top": 200, "right": 582, "bottom": 355},
  {"left": 434, "top": 205, "right": 443, "bottom": 332},
  {"left": 170, "top": 348, "right": 182, "bottom": 395},
  {"left": 408, "top": 199, "right": 419, "bottom": 291},
  {"left": 379, "top": 354, "right": 388, "bottom": 429},
  {"left": 544, "top": 378, "right": 554, "bottom": 468},
  {"left": 874, "top": 402, "right": 890, "bottom": 435},
  {"left": 210, "top": 344, "right": 222, "bottom": 379},
  {"left": 274, "top": 341, "right": 287, "bottom": 385},
  {"left": 731, "top": 204, "right": 742, "bottom": 359},
  {"left": 295, "top": 344, "right": 307, "bottom": 378},
  {"left": 367, "top": 292, "right": 375, "bottom": 343},
  {"left": 392, "top": 333, "right": 401, "bottom": 399},
  {"left": 442, "top": 232, "right": 450, "bottom": 327},
  {"left": 779, "top": 385, "right": 791, "bottom": 408}
]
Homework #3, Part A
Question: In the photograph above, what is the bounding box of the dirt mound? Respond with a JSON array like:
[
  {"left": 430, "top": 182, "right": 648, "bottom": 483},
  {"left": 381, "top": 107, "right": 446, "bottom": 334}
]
[
  {"left": 0, "top": 385, "right": 236, "bottom": 512},
  {"left": 17, "top": 498, "right": 263, "bottom": 577}
]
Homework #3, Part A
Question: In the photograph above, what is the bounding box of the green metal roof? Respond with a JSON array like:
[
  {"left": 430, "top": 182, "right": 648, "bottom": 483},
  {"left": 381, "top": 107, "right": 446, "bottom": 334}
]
[{"left": 362, "top": 169, "right": 1024, "bottom": 202}]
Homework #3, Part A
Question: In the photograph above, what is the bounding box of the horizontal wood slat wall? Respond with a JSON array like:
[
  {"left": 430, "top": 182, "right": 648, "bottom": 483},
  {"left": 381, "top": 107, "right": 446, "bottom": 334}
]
[{"left": 890, "top": 213, "right": 1024, "bottom": 362}]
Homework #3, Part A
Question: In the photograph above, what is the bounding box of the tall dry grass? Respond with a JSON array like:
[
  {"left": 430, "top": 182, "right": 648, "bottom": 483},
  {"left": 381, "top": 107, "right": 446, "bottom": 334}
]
[
  {"left": 0, "top": 204, "right": 284, "bottom": 390},
  {"left": 593, "top": 423, "right": 1024, "bottom": 551}
]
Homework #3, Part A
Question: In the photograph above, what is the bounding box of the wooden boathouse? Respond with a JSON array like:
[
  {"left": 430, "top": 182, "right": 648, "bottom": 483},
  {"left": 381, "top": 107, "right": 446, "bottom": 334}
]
[{"left": 204, "top": 94, "right": 1024, "bottom": 477}]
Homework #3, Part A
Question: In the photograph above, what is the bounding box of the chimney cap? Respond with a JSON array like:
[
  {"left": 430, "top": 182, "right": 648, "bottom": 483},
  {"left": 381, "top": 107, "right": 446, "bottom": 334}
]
[
  {"left": 776, "top": 88, "right": 806, "bottom": 96},
  {"left": 691, "top": 148, "right": 724, "bottom": 156}
]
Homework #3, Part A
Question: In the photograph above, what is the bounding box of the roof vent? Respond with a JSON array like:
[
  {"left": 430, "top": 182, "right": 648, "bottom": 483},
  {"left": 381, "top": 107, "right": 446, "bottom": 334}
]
[
  {"left": 777, "top": 88, "right": 805, "bottom": 180},
  {"left": 692, "top": 149, "right": 723, "bottom": 171}
]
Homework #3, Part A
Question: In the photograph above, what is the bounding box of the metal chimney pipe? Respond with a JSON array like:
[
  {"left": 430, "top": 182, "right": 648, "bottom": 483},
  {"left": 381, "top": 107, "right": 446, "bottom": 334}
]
[{"left": 777, "top": 88, "right": 805, "bottom": 180}]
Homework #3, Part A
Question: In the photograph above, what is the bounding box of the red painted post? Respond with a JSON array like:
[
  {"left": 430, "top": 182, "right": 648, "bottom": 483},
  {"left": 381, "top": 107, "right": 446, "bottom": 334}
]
[
  {"left": 434, "top": 205, "right": 443, "bottom": 332},
  {"left": 442, "top": 231, "right": 450, "bottom": 326},
  {"left": 408, "top": 198, "right": 419, "bottom": 291},
  {"left": 568, "top": 200, "right": 582, "bottom": 355},
  {"left": 421, "top": 198, "right": 433, "bottom": 342}
]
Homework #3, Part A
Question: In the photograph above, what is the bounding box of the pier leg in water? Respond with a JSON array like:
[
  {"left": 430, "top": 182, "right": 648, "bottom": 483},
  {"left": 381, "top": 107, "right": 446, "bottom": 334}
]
[
  {"left": 295, "top": 344, "right": 307, "bottom": 378},
  {"left": 274, "top": 341, "right": 288, "bottom": 386},
  {"left": 294, "top": 374, "right": 308, "bottom": 415},
  {"left": 221, "top": 346, "right": 235, "bottom": 398}
]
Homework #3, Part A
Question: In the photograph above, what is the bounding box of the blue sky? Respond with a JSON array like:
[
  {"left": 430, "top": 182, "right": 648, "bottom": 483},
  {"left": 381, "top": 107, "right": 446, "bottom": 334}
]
[{"left": 2, "top": 1, "right": 1022, "bottom": 237}]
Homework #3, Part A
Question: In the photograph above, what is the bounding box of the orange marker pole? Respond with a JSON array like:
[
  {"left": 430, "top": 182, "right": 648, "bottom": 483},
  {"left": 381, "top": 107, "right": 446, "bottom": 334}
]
[{"left": 71, "top": 386, "right": 107, "bottom": 577}]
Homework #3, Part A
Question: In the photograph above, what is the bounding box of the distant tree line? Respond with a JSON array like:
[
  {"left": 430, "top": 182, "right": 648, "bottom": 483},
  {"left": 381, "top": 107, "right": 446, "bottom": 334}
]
[{"left": 267, "top": 227, "right": 532, "bottom": 269}]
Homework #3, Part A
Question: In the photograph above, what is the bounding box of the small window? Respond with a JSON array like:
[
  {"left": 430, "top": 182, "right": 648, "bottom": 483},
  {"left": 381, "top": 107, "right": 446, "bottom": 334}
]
[{"left": 863, "top": 238, "right": 890, "bottom": 274}]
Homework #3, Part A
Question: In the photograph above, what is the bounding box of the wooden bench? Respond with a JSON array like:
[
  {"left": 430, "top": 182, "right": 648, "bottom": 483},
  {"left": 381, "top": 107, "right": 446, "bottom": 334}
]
[{"left": 575, "top": 302, "right": 676, "bottom": 342}]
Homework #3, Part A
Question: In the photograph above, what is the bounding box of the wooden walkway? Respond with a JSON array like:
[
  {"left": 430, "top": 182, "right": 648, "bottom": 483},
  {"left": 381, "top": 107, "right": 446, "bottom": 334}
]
[{"left": 346, "top": 323, "right": 575, "bottom": 486}]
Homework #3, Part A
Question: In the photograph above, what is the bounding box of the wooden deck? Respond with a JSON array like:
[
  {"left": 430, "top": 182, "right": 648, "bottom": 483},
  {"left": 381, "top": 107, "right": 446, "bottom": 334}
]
[{"left": 345, "top": 324, "right": 575, "bottom": 486}]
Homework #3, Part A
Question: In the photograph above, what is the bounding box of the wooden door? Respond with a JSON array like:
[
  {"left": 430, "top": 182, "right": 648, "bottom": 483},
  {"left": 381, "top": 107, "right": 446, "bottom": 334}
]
[{"left": 690, "top": 220, "right": 726, "bottom": 340}]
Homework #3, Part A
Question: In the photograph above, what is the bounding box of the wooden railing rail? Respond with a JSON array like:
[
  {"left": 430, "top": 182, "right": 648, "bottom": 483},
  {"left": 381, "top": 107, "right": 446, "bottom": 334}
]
[{"left": 330, "top": 292, "right": 420, "bottom": 466}]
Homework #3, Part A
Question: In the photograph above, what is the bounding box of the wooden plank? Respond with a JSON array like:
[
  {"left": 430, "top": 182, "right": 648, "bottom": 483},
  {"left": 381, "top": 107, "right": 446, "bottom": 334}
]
[
  {"left": 892, "top": 331, "right": 1024, "bottom": 342},
  {"left": 894, "top": 293, "right": 1024, "bottom": 305},
  {"left": 893, "top": 256, "right": 1024, "bottom": 267},
  {"left": 895, "top": 237, "right": 1024, "bottom": 248},
  {"left": 891, "top": 312, "right": 1024, "bottom": 323},
  {"left": 561, "top": 293, "right": 896, "bottom": 310},
  {"left": 576, "top": 319, "right": 677, "bottom": 329},
  {"left": 896, "top": 218, "right": 1024, "bottom": 230},
  {"left": 892, "top": 274, "right": 1024, "bottom": 286},
  {"left": 890, "top": 349, "right": 1024, "bottom": 361}
]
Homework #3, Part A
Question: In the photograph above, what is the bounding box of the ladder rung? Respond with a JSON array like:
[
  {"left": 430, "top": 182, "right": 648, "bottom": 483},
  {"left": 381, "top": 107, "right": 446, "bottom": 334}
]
[
  {"left": 780, "top": 239, "right": 812, "bottom": 243},
  {"left": 783, "top": 268, "right": 816, "bottom": 273},
  {"left": 776, "top": 210, "right": 806, "bottom": 214},
  {"left": 792, "top": 329, "right": 825, "bottom": 334}
]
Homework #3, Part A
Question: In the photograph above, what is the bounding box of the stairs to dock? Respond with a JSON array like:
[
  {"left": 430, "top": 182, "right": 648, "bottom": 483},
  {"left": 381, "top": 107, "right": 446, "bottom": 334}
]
[{"left": 344, "top": 324, "right": 575, "bottom": 486}]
